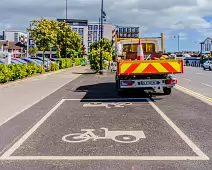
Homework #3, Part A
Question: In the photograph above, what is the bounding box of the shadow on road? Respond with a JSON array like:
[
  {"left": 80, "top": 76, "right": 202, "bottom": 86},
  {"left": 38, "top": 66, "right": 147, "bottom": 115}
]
[{"left": 75, "top": 82, "right": 164, "bottom": 102}]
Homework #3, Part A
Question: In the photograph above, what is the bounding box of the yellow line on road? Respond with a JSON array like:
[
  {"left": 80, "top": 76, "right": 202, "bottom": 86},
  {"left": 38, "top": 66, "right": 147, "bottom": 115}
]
[{"left": 175, "top": 85, "right": 212, "bottom": 105}]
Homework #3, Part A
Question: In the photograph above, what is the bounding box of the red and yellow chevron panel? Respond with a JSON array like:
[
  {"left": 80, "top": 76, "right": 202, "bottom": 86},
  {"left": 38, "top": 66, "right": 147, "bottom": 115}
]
[{"left": 118, "top": 60, "right": 184, "bottom": 75}]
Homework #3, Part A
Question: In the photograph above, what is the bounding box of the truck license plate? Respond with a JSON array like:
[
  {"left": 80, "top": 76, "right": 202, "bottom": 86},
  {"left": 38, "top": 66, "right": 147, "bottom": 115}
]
[{"left": 141, "top": 81, "right": 156, "bottom": 85}]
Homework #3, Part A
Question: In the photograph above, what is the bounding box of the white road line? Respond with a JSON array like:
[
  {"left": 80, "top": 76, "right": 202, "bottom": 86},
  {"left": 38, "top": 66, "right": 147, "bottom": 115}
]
[
  {"left": 0, "top": 156, "right": 208, "bottom": 161},
  {"left": 1, "top": 99, "right": 65, "bottom": 158},
  {"left": 0, "top": 98, "right": 209, "bottom": 161},
  {"left": 182, "top": 78, "right": 192, "bottom": 82},
  {"left": 196, "top": 73, "right": 205, "bottom": 75},
  {"left": 147, "top": 98, "right": 209, "bottom": 160},
  {"left": 202, "top": 83, "right": 212, "bottom": 88}
]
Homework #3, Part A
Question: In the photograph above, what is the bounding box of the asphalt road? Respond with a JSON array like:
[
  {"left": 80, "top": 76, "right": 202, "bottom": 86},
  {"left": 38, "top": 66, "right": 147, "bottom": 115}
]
[
  {"left": 0, "top": 72, "right": 212, "bottom": 170},
  {"left": 176, "top": 67, "right": 212, "bottom": 98}
]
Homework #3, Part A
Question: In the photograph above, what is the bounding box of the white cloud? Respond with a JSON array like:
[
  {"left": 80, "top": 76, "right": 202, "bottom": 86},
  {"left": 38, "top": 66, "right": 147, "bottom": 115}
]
[{"left": 0, "top": 0, "right": 212, "bottom": 37}]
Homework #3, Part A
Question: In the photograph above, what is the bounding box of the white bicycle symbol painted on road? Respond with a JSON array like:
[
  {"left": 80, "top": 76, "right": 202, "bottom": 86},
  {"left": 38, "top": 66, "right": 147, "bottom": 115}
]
[
  {"left": 83, "top": 102, "right": 132, "bottom": 109},
  {"left": 62, "top": 128, "right": 146, "bottom": 144}
]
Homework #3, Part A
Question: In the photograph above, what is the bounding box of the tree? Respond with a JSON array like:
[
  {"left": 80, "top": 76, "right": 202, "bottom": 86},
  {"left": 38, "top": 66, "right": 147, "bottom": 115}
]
[
  {"left": 28, "top": 19, "right": 58, "bottom": 67},
  {"left": 55, "top": 20, "right": 82, "bottom": 58},
  {"left": 88, "top": 38, "right": 115, "bottom": 73},
  {"left": 28, "top": 46, "right": 38, "bottom": 57}
]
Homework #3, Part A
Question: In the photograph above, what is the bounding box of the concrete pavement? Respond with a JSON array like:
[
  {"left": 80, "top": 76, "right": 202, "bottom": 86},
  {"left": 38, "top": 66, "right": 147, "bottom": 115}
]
[
  {"left": 0, "top": 66, "right": 89, "bottom": 126},
  {"left": 176, "top": 67, "right": 212, "bottom": 98},
  {"left": 0, "top": 71, "right": 211, "bottom": 169}
]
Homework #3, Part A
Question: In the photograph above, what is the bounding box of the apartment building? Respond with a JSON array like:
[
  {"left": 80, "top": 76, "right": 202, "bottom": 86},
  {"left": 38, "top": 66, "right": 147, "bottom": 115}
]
[
  {"left": 2, "top": 31, "right": 28, "bottom": 44},
  {"left": 57, "top": 19, "right": 116, "bottom": 54},
  {"left": 116, "top": 26, "right": 139, "bottom": 38}
]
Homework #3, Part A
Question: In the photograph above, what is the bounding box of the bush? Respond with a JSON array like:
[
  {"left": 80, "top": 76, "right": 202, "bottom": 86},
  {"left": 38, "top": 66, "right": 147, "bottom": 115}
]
[
  {"left": 58, "top": 58, "right": 72, "bottom": 69},
  {"left": 88, "top": 50, "right": 112, "bottom": 72},
  {"left": 0, "top": 64, "right": 12, "bottom": 83},
  {"left": 49, "top": 63, "right": 59, "bottom": 71},
  {"left": 74, "top": 58, "right": 83, "bottom": 66}
]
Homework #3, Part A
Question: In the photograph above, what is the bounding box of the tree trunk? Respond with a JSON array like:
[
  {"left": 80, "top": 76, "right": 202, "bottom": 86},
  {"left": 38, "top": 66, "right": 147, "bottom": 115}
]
[{"left": 42, "top": 51, "right": 45, "bottom": 70}]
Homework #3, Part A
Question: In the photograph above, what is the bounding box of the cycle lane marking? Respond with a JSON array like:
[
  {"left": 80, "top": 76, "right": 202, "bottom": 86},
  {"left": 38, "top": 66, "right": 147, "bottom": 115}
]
[
  {"left": 62, "top": 127, "right": 146, "bottom": 144},
  {"left": 0, "top": 98, "right": 209, "bottom": 161}
]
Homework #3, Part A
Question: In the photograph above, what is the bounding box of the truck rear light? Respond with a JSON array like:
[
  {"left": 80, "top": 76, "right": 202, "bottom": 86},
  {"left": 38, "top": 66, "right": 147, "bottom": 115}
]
[{"left": 165, "top": 79, "right": 178, "bottom": 85}]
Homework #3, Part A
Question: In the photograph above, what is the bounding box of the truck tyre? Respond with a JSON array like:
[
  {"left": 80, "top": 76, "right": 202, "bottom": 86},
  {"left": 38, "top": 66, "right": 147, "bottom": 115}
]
[{"left": 163, "top": 87, "right": 172, "bottom": 95}]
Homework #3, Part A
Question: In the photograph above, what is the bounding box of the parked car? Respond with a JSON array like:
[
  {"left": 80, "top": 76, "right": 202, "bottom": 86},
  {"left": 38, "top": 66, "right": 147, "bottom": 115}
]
[
  {"left": 203, "top": 61, "right": 212, "bottom": 71},
  {"left": 0, "top": 59, "right": 6, "bottom": 64},
  {"left": 11, "top": 59, "right": 23, "bottom": 64},
  {"left": 13, "top": 58, "right": 28, "bottom": 64},
  {"left": 21, "top": 58, "right": 40, "bottom": 65}
]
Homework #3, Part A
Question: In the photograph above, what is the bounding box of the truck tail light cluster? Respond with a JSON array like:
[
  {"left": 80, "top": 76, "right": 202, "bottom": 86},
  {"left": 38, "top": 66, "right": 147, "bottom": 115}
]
[{"left": 165, "top": 79, "right": 178, "bottom": 85}]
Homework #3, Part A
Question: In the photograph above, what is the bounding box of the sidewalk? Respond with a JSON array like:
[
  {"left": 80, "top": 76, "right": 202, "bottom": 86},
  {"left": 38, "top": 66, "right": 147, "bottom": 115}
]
[{"left": 0, "top": 66, "right": 89, "bottom": 126}]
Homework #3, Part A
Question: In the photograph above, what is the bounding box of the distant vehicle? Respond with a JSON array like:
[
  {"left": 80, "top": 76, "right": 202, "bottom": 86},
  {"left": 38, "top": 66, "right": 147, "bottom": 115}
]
[
  {"left": 11, "top": 59, "right": 23, "bottom": 64},
  {"left": 21, "top": 58, "right": 40, "bottom": 65},
  {"left": 13, "top": 58, "right": 27, "bottom": 64},
  {"left": 203, "top": 61, "right": 212, "bottom": 71},
  {"left": 0, "top": 59, "right": 6, "bottom": 64}
]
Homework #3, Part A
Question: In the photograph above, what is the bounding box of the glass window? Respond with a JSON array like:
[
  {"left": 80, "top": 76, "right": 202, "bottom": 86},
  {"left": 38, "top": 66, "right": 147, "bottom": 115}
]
[
  {"left": 88, "top": 37, "right": 92, "bottom": 41},
  {"left": 72, "top": 28, "right": 77, "bottom": 32},
  {"left": 88, "top": 42, "right": 92, "bottom": 47},
  {"left": 88, "top": 31, "right": 92, "bottom": 35},
  {"left": 131, "top": 28, "right": 135, "bottom": 32},
  {"left": 88, "top": 25, "right": 93, "bottom": 30},
  {"left": 123, "top": 28, "right": 126, "bottom": 32},
  {"left": 119, "top": 28, "right": 122, "bottom": 32},
  {"left": 131, "top": 34, "right": 134, "bottom": 38},
  {"left": 94, "top": 25, "right": 98, "bottom": 30},
  {"left": 93, "top": 37, "right": 97, "bottom": 42},
  {"left": 88, "top": 48, "right": 90, "bottom": 53},
  {"left": 127, "top": 28, "right": 131, "bottom": 32},
  {"left": 93, "top": 31, "right": 97, "bottom": 37},
  {"left": 99, "top": 25, "right": 104, "bottom": 31},
  {"left": 135, "top": 28, "right": 139, "bottom": 32}
]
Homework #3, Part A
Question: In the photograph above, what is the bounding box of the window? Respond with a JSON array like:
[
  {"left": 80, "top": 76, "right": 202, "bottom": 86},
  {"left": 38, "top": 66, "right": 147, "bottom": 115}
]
[
  {"left": 99, "top": 25, "right": 104, "bottom": 31},
  {"left": 93, "top": 37, "right": 97, "bottom": 42},
  {"left": 88, "top": 31, "right": 92, "bottom": 36},
  {"left": 119, "top": 28, "right": 122, "bottom": 32},
  {"left": 131, "top": 34, "right": 134, "bottom": 38},
  {"left": 123, "top": 28, "right": 127, "bottom": 32},
  {"left": 14, "top": 33, "right": 19, "bottom": 42},
  {"left": 72, "top": 28, "right": 77, "bottom": 32},
  {"left": 135, "top": 28, "right": 139, "bottom": 32},
  {"left": 88, "top": 42, "right": 92, "bottom": 47},
  {"left": 131, "top": 28, "right": 135, "bottom": 32},
  {"left": 88, "top": 48, "right": 90, "bottom": 53},
  {"left": 88, "top": 25, "right": 93, "bottom": 30},
  {"left": 88, "top": 37, "right": 92, "bottom": 41},
  {"left": 94, "top": 25, "right": 98, "bottom": 30},
  {"left": 127, "top": 28, "right": 131, "bottom": 32},
  {"left": 93, "top": 31, "right": 97, "bottom": 37}
]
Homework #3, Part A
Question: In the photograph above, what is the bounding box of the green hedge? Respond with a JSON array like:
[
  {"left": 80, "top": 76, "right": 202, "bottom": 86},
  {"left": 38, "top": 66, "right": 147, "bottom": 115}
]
[
  {"left": 0, "top": 63, "right": 44, "bottom": 83},
  {"left": 0, "top": 58, "right": 82, "bottom": 84},
  {"left": 74, "top": 58, "right": 84, "bottom": 66},
  {"left": 58, "top": 58, "right": 73, "bottom": 69}
]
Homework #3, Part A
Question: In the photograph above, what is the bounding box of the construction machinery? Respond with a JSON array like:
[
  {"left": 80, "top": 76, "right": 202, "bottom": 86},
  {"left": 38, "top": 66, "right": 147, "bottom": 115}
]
[{"left": 115, "top": 33, "right": 184, "bottom": 95}]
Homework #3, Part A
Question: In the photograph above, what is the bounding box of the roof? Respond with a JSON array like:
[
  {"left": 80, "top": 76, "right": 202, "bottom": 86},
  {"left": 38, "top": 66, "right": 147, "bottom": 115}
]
[
  {"left": 0, "top": 41, "right": 26, "bottom": 50},
  {"left": 201, "top": 37, "right": 212, "bottom": 44}
]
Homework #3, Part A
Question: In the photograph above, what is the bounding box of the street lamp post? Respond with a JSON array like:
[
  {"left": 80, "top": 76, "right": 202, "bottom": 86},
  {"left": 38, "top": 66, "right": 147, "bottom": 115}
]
[
  {"left": 65, "top": 0, "right": 68, "bottom": 58},
  {"left": 99, "top": 0, "right": 103, "bottom": 74}
]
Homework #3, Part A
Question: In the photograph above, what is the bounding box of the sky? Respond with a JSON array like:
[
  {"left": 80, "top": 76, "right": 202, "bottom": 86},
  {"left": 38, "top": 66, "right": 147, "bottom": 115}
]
[{"left": 0, "top": 0, "right": 212, "bottom": 52}]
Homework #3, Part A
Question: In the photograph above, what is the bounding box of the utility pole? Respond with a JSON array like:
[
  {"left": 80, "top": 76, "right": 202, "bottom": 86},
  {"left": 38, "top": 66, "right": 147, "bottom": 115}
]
[
  {"left": 65, "top": 0, "right": 68, "bottom": 58},
  {"left": 178, "top": 35, "right": 180, "bottom": 52},
  {"left": 99, "top": 0, "right": 103, "bottom": 74}
]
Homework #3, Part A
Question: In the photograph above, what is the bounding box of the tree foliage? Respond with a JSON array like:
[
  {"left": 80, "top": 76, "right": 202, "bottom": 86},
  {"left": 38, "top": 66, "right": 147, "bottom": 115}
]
[
  {"left": 28, "top": 46, "right": 38, "bottom": 57},
  {"left": 28, "top": 19, "right": 58, "bottom": 52},
  {"left": 28, "top": 19, "right": 82, "bottom": 58},
  {"left": 55, "top": 20, "right": 82, "bottom": 58},
  {"left": 88, "top": 38, "right": 115, "bottom": 73}
]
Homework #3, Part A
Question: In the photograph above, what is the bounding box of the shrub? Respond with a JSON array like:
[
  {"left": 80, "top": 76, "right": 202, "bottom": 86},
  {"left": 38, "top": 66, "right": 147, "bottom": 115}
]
[
  {"left": 49, "top": 63, "right": 59, "bottom": 71},
  {"left": 74, "top": 58, "right": 83, "bottom": 66},
  {"left": 58, "top": 58, "right": 72, "bottom": 69},
  {"left": 0, "top": 64, "right": 12, "bottom": 83}
]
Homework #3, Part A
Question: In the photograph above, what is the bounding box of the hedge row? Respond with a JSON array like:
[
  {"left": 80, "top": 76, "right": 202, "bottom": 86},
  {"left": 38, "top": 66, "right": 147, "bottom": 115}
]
[
  {"left": 73, "top": 58, "right": 84, "bottom": 66},
  {"left": 0, "top": 58, "right": 75, "bottom": 84}
]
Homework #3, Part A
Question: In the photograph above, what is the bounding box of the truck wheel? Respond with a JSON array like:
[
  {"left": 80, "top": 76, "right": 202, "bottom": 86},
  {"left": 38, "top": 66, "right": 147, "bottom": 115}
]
[{"left": 163, "top": 87, "right": 172, "bottom": 95}]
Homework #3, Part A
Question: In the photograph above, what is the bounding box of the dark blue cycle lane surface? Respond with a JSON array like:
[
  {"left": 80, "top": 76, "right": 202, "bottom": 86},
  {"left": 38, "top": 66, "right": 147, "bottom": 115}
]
[{"left": 0, "top": 72, "right": 211, "bottom": 170}]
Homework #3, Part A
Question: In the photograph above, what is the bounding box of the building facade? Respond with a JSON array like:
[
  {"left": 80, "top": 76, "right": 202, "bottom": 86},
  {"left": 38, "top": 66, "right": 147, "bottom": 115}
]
[
  {"left": 200, "top": 37, "right": 212, "bottom": 54},
  {"left": 2, "top": 31, "right": 28, "bottom": 45},
  {"left": 57, "top": 19, "right": 116, "bottom": 54},
  {"left": 116, "top": 26, "right": 139, "bottom": 38}
]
